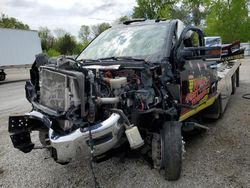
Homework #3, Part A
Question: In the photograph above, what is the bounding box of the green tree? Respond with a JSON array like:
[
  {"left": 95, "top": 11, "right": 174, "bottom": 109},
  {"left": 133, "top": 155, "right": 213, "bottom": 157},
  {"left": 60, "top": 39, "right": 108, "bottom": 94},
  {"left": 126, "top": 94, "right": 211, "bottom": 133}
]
[
  {"left": 182, "top": 0, "right": 210, "bottom": 26},
  {"left": 75, "top": 43, "right": 86, "bottom": 54},
  {"left": 157, "top": 4, "right": 192, "bottom": 24},
  {"left": 47, "top": 48, "right": 60, "bottom": 57},
  {"left": 57, "top": 33, "right": 77, "bottom": 55},
  {"left": 53, "top": 28, "right": 66, "bottom": 38},
  {"left": 78, "top": 25, "right": 90, "bottom": 42},
  {"left": 118, "top": 16, "right": 130, "bottom": 23},
  {"left": 132, "top": 0, "right": 177, "bottom": 19},
  {"left": 131, "top": 0, "right": 211, "bottom": 26},
  {"left": 205, "top": 0, "right": 250, "bottom": 43},
  {"left": 0, "top": 13, "right": 29, "bottom": 29},
  {"left": 38, "top": 27, "right": 55, "bottom": 51},
  {"left": 91, "top": 23, "right": 111, "bottom": 37}
]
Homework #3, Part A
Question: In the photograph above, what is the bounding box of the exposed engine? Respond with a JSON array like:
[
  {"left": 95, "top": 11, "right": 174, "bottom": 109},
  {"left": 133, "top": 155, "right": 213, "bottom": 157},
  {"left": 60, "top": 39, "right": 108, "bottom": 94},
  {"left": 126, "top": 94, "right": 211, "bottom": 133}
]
[
  {"left": 21, "top": 54, "right": 179, "bottom": 165},
  {"left": 35, "top": 57, "right": 165, "bottom": 134}
]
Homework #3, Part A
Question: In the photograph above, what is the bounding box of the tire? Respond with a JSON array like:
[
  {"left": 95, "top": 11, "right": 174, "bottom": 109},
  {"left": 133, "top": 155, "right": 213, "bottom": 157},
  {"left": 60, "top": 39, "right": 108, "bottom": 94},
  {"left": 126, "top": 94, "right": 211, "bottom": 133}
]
[
  {"left": 0, "top": 73, "right": 6, "bottom": 81},
  {"left": 161, "top": 121, "right": 182, "bottom": 181},
  {"left": 231, "top": 73, "right": 236, "bottom": 95},
  {"left": 39, "top": 130, "right": 50, "bottom": 147},
  {"left": 236, "top": 67, "right": 240, "bottom": 87}
]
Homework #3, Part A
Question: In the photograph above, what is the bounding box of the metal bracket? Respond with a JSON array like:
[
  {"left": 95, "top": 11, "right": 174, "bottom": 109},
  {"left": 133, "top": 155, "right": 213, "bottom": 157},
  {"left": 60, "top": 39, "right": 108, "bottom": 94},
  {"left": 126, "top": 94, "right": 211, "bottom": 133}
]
[
  {"left": 9, "top": 116, "right": 34, "bottom": 153},
  {"left": 184, "top": 122, "right": 209, "bottom": 130},
  {"left": 9, "top": 116, "right": 30, "bottom": 133},
  {"left": 10, "top": 131, "right": 34, "bottom": 153}
]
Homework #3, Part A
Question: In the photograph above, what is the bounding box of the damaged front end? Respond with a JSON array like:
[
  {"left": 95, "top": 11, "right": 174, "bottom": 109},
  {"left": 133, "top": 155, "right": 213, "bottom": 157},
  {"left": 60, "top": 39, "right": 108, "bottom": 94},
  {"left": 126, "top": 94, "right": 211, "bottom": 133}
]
[
  {"left": 9, "top": 20, "right": 184, "bottom": 181},
  {"left": 9, "top": 54, "right": 145, "bottom": 164}
]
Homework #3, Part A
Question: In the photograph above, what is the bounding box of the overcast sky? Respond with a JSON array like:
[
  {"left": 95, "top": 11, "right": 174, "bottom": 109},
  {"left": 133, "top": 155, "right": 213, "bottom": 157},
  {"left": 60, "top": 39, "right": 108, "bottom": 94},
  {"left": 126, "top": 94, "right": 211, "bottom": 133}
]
[{"left": 0, "top": 0, "right": 137, "bottom": 38}]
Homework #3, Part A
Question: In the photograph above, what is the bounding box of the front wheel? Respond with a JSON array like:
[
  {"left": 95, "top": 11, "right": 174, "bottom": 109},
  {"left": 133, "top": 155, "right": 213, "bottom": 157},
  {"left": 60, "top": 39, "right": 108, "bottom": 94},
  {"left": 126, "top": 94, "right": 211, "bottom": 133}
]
[
  {"left": 39, "top": 130, "right": 50, "bottom": 147},
  {"left": 161, "top": 121, "right": 182, "bottom": 181}
]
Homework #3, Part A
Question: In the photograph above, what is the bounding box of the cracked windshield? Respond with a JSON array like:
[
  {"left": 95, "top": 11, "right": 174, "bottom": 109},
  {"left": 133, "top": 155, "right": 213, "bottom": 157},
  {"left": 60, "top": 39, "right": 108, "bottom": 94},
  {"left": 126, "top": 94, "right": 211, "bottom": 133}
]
[{"left": 77, "top": 24, "right": 169, "bottom": 61}]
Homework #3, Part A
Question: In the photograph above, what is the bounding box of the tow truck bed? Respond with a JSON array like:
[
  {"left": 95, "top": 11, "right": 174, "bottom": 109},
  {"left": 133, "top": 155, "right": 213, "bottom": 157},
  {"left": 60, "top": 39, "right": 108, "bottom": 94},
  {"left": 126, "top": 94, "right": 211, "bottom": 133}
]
[
  {"left": 179, "top": 60, "right": 241, "bottom": 121},
  {"left": 217, "top": 60, "right": 240, "bottom": 112}
]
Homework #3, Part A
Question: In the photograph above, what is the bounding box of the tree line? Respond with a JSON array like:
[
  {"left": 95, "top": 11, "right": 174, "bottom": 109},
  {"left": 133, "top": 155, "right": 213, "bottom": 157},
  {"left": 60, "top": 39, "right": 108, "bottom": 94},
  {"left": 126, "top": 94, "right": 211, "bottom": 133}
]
[
  {"left": 1, "top": 0, "right": 249, "bottom": 57},
  {"left": 0, "top": 13, "right": 111, "bottom": 57},
  {"left": 37, "top": 23, "right": 110, "bottom": 57},
  {"left": 131, "top": 0, "right": 250, "bottom": 43},
  {"left": 0, "top": 13, "right": 29, "bottom": 30}
]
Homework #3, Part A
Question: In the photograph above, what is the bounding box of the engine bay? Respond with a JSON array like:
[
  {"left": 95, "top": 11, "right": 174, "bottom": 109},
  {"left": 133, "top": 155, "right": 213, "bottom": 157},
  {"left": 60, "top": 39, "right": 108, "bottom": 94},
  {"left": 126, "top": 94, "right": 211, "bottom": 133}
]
[{"left": 28, "top": 55, "right": 176, "bottom": 135}]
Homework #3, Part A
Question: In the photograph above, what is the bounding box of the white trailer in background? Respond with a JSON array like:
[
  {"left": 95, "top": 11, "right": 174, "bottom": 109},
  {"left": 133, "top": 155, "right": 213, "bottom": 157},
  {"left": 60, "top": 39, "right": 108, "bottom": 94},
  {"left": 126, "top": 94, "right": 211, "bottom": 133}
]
[{"left": 0, "top": 28, "right": 42, "bottom": 81}]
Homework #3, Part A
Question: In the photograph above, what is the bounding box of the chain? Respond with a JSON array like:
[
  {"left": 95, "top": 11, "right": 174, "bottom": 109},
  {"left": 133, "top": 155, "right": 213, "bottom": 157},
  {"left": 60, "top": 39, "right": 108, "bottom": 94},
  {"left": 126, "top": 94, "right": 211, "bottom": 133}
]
[{"left": 88, "top": 123, "right": 101, "bottom": 188}]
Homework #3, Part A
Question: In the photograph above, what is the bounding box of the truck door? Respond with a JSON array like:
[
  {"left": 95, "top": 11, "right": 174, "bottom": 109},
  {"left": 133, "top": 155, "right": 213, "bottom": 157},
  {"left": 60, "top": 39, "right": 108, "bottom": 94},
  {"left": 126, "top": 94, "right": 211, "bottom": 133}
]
[
  {"left": 181, "top": 60, "right": 215, "bottom": 107},
  {"left": 174, "top": 26, "right": 220, "bottom": 119}
]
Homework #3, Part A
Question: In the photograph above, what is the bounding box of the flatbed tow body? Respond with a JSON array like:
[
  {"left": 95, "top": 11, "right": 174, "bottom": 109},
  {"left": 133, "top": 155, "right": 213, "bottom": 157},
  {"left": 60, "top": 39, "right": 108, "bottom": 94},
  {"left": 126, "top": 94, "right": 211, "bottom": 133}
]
[{"left": 179, "top": 60, "right": 241, "bottom": 121}]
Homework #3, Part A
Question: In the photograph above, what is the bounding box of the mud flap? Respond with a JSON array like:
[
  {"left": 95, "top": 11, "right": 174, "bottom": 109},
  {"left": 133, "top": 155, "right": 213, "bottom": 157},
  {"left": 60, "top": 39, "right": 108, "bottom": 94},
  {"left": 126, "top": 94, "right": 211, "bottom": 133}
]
[{"left": 9, "top": 116, "right": 34, "bottom": 153}]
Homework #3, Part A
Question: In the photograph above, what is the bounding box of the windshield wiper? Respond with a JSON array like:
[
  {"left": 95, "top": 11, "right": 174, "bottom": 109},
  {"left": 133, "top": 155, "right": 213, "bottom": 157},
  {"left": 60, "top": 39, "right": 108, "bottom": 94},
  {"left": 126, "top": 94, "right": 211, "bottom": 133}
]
[
  {"left": 78, "top": 59, "right": 101, "bottom": 63},
  {"left": 98, "top": 56, "right": 145, "bottom": 62}
]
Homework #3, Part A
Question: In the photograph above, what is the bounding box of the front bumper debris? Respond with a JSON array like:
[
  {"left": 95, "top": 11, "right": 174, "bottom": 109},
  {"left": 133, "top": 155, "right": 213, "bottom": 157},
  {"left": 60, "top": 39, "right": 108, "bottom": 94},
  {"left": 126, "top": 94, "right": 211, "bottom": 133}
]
[
  {"left": 9, "top": 111, "right": 122, "bottom": 163},
  {"left": 49, "top": 113, "right": 122, "bottom": 163},
  {"left": 9, "top": 115, "right": 34, "bottom": 153}
]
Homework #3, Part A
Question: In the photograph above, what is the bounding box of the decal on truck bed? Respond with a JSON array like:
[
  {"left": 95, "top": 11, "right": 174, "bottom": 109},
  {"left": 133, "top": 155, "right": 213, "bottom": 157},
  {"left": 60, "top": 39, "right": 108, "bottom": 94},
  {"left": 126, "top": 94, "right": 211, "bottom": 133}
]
[
  {"left": 185, "top": 76, "right": 210, "bottom": 106},
  {"left": 180, "top": 60, "right": 218, "bottom": 117}
]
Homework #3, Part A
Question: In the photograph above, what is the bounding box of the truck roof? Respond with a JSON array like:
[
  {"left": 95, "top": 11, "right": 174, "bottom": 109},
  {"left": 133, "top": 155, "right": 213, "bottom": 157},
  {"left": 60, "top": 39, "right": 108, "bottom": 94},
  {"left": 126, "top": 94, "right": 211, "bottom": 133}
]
[
  {"left": 113, "top": 19, "right": 185, "bottom": 39},
  {"left": 113, "top": 19, "right": 183, "bottom": 28}
]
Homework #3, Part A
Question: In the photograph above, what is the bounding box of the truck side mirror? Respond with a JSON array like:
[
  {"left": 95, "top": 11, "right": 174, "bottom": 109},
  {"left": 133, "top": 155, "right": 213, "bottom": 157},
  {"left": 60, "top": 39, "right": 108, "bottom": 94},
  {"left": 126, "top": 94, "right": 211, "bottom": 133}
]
[
  {"left": 174, "top": 26, "right": 221, "bottom": 65},
  {"left": 180, "top": 46, "right": 221, "bottom": 60}
]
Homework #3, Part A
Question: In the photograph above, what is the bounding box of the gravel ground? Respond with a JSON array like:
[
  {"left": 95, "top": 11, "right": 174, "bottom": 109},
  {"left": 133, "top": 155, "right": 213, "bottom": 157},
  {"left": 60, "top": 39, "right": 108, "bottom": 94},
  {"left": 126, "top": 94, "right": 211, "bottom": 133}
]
[{"left": 0, "top": 59, "right": 250, "bottom": 188}]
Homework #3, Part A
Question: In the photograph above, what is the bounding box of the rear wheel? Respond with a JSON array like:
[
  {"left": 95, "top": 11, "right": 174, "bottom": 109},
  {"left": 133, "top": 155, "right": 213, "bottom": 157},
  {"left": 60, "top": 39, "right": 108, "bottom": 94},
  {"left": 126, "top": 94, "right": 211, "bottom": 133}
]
[
  {"left": 161, "top": 121, "right": 182, "bottom": 180},
  {"left": 0, "top": 70, "right": 6, "bottom": 81},
  {"left": 231, "top": 73, "right": 236, "bottom": 95}
]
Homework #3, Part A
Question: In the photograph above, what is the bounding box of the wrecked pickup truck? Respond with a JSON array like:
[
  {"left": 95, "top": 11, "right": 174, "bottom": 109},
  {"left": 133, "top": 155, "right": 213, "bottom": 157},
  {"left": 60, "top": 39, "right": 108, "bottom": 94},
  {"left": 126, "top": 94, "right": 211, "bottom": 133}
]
[{"left": 8, "top": 19, "right": 243, "bottom": 181}]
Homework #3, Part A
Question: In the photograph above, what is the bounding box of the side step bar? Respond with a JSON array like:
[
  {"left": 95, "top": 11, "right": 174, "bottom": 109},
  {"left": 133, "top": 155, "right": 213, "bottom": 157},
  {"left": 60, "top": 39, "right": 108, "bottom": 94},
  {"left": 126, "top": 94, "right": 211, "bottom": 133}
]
[{"left": 182, "top": 122, "right": 209, "bottom": 131}]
